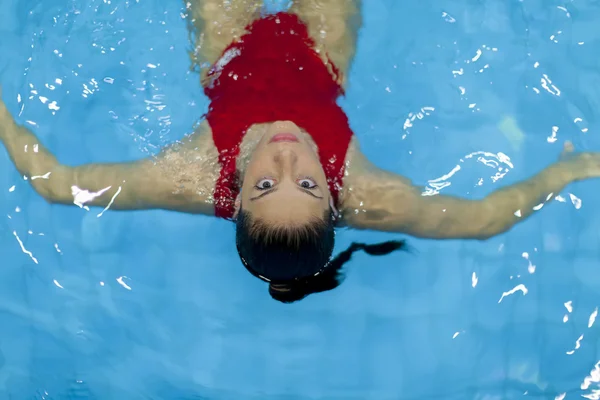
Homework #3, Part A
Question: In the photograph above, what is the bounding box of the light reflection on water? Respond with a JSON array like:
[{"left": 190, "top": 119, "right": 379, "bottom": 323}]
[{"left": 0, "top": 0, "right": 599, "bottom": 399}]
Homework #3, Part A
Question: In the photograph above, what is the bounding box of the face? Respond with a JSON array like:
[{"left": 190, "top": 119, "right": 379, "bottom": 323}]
[{"left": 238, "top": 121, "right": 330, "bottom": 223}]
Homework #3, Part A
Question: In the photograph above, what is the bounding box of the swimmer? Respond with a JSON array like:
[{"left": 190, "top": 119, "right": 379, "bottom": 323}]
[{"left": 1, "top": 0, "right": 600, "bottom": 303}]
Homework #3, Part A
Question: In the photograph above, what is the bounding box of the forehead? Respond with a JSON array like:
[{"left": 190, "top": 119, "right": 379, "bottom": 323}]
[{"left": 244, "top": 189, "right": 327, "bottom": 215}]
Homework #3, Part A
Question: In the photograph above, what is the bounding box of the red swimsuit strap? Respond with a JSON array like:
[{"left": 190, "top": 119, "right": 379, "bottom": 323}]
[{"left": 204, "top": 12, "right": 353, "bottom": 219}]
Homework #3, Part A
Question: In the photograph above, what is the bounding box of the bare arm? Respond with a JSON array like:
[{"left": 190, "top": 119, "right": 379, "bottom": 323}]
[
  {"left": 341, "top": 142, "right": 596, "bottom": 240},
  {"left": 187, "top": 0, "right": 262, "bottom": 81},
  {"left": 290, "top": 0, "right": 362, "bottom": 88},
  {"left": 0, "top": 97, "right": 218, "bottom": 214}
]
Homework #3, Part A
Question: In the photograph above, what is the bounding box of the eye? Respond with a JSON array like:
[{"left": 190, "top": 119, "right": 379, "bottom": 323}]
[
  {"left": 255, "top": 178, "right": 276, "bottom": 190},
  {"left": 297, "top": 177, "right": 317, "bottom": 189}
]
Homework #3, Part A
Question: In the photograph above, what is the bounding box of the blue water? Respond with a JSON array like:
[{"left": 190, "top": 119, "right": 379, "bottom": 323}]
[{"left": 1, "top": 0, "right": 599, "bottom": 398}]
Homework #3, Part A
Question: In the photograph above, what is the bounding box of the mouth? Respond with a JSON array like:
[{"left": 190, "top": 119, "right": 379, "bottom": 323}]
[{"left": 269, "top": 133, "right": 299, "bottom": 143}]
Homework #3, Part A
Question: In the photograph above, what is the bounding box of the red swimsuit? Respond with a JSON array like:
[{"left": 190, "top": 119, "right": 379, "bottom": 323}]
[{"left": 204, "top": 12, "right": 353, "bottom": 219}]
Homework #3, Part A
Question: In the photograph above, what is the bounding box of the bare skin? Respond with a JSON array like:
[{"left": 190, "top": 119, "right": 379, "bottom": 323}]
[
  {"left": 1, "top": 0, "right": 599, "bottom": 241},
  {"left": 187, "top": 0, "right": 263, "bottom": 79},
  {"left": 289, "top": 0, "right": 362, "bottom": 86}
]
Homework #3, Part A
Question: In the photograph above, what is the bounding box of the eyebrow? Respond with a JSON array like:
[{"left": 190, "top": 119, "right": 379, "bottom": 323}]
[{"left": 249, "top": 187, "right": 324, "bottom": 201}]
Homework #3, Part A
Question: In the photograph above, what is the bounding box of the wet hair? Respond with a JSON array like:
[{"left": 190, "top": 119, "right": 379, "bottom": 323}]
[
  {"left": 268, "top": 240, "right": 408, "bottom": 303},
  {"left": 236, "top": 208, "right": 335, "bottom": 282},
  {"left": 235, "top": 208, "right": 409, "bottom": 303}
]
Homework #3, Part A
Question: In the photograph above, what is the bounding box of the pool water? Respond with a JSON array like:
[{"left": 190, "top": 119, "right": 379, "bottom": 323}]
[{"left": 1, "top": 0, "right": 600, "bottom": 398}]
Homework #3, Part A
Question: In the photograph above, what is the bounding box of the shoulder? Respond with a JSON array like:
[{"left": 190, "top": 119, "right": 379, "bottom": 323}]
[
  {"left": 159, "top": 121, "right": 219, "bottom": 167},
  {"left": 153, "top": 121, "right": 221, "bottom": 212},
  {"left": 337, "top": 137, "right": 417, "bottom": 227}
]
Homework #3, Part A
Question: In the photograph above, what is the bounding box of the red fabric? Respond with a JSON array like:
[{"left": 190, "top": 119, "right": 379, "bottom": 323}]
[{"left": 204, "top": 12, "right": 353, "bottom": 219}]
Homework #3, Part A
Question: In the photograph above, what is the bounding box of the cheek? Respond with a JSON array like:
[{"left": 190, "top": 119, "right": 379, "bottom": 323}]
[
  {"left": 298, "top": 153, "right": 327, "bottom": 178},
  {"left": 244, "top": 148, "right": 271, "bottom": 173},
  {"left": 241, "top": 152, "right": 271, "bottom": 194},
  {"left": 240, "top": 171, "right": 256, "bottom": 195}
]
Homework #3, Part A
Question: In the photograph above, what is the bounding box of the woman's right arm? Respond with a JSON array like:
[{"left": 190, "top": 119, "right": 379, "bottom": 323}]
[{"left": 0, "top": 94, "right": 218, "bottom": 215}]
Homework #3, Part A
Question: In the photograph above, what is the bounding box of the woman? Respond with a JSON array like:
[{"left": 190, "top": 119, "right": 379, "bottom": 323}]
[{"left": 0, "top": 0, "right": 599, "bottom": 302}]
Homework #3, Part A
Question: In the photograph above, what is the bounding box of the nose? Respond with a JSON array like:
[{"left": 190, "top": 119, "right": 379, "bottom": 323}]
[{"left": 274, "top": 148, "right": 298, "bottom": 172}]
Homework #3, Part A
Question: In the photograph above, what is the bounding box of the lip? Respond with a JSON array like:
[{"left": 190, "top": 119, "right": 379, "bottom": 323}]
[{"left": 269, "top": 133, "right": 299, "bottom": 143}]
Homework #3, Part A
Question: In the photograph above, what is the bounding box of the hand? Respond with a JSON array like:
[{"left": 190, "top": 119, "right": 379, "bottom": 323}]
[{"left": 559, "top": 141, "right": 600, "bottom": 182}]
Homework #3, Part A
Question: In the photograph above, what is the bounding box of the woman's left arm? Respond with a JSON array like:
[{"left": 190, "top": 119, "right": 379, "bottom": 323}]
[{"left": 340, "top": 142, "right": 600, "bottom": 240}]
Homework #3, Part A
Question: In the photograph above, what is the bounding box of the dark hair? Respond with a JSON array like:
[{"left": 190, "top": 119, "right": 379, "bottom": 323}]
[
  {"left": 268, "top": 240, "right": 409, "bottom": 303},
  {"left": 235, "top": 207, "right": 409, "bottom": 303},
  {"left": 236, "top": 208, "right": 335, "bottom": 282}
]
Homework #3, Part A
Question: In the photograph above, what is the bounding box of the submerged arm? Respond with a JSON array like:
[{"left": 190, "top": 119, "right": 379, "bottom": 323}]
[
  {"left": 0, "top": 97, "right": 217, "bottom": 214},
  {"left": 341, "top": 142, "right": 596, "bottom": 240}
]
